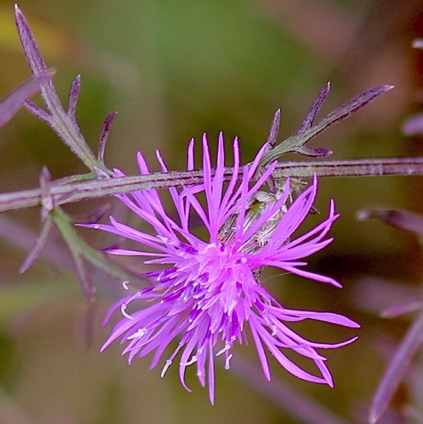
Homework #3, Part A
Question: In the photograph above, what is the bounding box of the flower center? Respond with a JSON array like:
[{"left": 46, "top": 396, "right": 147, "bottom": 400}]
[{"left": 171, "top": 242, "right": 253, "bottom": 316}]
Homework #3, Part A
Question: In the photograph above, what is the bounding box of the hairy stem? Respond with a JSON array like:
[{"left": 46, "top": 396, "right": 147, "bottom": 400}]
[{"left": 0, "top": 157, "right": 422, "bottom": 213}]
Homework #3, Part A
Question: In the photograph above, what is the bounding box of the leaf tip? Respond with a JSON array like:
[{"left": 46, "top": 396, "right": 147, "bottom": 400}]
[
  {"left": 14, "top": 4, "right": 24, "bottom": 21},
  {"left": 382, "top": 84, "right": 395, "bottom": 92}
]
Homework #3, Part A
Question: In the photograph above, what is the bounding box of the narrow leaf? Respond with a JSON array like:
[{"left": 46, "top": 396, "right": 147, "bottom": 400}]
[
  {"left": 15, "top": 5, "right": 49, "bottom": 76},
  {"left": 19, "top": 214, "right": 53, "bottom": 273},
  {"left": 68, "top": 75, "right": 81, "bottom": 120},
  {"left": 357, "top": 209, "right": 423, "bottom": 238},
  {"left": 305, "top": 85, "right": 394, "bottom": 142},
  {"left": 0, "top": 72, "right": 53, "bottom": 128},
  {"left": 15, "top": 6, "right": 107, "bottom": 173},
  {"left": 294, "top": 82, "right": 330, "bottom": 136},
  {"left": 382, "top": 300, "right": 423, "bottom": 319},
  {"left": 24, "top": 99, "right": 53, "bottom": 125},
  {"left": 369, "top": 312, "right": 423, "bottom": 423},
  {"left": 98, "top": 112, "right": 118, "bottom": 163},
  {"left": 72, "top": 252, "right": 96, "bottom": 302},
  {"left": 260, "top": 85, "right": 393, "bottom": 165},
  {"left": 266, "top": 109, "right": 281, "bottom": 148},
  {"left": 294, "top": 146, "right": 332, "bottom": 157},
  {"left": 79, "top": 203, "right": 112, "bottom": 224}
]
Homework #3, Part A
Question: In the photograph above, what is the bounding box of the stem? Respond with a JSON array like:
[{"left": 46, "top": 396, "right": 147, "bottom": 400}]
[
  {"left": 271, "top": 157, "right": 423, "bottom": 178},
  {"left": 15, "top": 6, "right": 109, "bottom": 175},
  {"left": 0, "top": 157, "right": 422, "bottom": 213}
]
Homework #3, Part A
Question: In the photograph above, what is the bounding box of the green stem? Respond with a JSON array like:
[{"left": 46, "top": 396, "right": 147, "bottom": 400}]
[{"left": 53, "top": 206, "right": 138, "bottom": 282}]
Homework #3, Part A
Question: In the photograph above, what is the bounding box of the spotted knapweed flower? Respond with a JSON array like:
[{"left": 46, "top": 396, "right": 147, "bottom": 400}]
[{"left": 89, "top": 134, "right": 359, "bottom": 403}]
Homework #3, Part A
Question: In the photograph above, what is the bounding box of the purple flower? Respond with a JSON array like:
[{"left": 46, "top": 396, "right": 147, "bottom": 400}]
[{"left": 90, "top": 134, "right": 358, "bottom": 403}]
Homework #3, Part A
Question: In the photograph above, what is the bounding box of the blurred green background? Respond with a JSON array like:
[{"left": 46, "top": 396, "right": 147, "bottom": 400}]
[{"left": 0, "top": 0, "right": 422, "bottom": 423}]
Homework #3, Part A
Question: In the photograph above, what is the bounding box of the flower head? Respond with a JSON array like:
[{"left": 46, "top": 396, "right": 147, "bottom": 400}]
[{"left": 90, "top": 134, "right": 358, "bottom": 403}]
